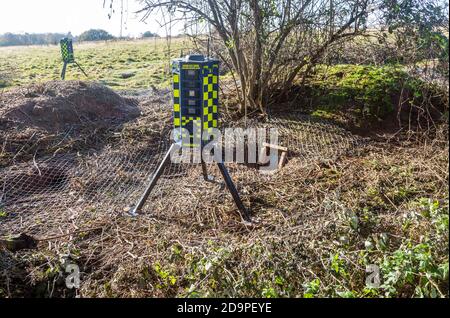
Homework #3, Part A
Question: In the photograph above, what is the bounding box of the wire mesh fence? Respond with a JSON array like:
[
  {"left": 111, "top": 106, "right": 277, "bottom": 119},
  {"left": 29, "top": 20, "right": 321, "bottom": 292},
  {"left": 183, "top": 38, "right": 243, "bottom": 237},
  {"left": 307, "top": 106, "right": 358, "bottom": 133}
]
[{"left": 0, "top": 108, "right": 363, "bottom": 238}]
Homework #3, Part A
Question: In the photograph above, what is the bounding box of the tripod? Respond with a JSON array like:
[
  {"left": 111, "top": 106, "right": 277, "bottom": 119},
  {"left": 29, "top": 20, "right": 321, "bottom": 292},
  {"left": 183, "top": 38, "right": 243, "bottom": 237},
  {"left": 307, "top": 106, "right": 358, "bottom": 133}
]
[
  {"left": 61, "top": 61, "right": 88, "bottom": 80},
  {"left": 129, "top": 142, "right": 252, "bottom": 222}
]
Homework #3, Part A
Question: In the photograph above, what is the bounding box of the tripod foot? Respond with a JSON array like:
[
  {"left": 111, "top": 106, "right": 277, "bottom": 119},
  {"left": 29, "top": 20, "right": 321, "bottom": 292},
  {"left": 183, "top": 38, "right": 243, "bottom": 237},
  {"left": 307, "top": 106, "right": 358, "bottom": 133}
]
[
  {"left": 128, "top": 208, "right": 140, "bottom": 217},
  {"left": 201, "top": 175, "right": 216, "bottom": 182},
  {"left": 201, "top": 162, "right": 216, "bottom": 182},
  {"left": 123, "top": 206, "right": 139, "bottom": 217}
]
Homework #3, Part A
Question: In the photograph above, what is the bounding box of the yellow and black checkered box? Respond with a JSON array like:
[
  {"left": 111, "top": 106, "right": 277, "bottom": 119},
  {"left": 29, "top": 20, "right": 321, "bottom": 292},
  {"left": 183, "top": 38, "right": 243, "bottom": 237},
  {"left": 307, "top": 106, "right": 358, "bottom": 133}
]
[
  {"left": 60, "top": 38, "right": 75, "bottom": 63},
  {"left": 172, "top": 55, "right": 219, "bottom": 148}
]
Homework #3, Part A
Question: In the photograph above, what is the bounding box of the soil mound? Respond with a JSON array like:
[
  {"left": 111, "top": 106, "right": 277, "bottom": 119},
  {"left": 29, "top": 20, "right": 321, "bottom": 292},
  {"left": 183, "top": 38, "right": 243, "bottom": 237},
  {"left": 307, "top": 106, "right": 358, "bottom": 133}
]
[{"left": 0, "top": 81, "right": 140, "bottom": 132}]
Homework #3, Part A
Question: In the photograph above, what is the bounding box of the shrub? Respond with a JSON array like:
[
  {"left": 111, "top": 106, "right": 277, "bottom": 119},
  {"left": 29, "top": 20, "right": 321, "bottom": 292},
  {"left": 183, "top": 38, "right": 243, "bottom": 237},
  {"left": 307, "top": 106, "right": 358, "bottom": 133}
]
[
  {"left": 142, "top": 31, "right": 159, "bottom": 38},
  {"left": 78, "top": 29, "right": 114, "bottom": 42},
  {"left": 306, "top": 64, "right": 447, "bottom": 126}
]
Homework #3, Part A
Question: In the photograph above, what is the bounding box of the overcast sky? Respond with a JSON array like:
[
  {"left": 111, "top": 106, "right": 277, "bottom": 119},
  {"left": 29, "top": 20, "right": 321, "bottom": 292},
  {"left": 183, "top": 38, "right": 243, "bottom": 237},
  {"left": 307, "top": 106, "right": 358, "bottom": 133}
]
[{"left": 0, "top": 0, "right": 181, "bottom": 37}]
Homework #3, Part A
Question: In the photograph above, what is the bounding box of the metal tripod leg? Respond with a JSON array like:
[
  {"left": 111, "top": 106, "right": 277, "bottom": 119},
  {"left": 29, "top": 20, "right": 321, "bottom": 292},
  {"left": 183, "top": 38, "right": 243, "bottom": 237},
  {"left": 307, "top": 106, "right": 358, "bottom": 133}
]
[
  {"left": 61, "top": 62, "right": 68, "bottom": 80},
  {"left": 201, "top": 161, "right": 215, "bottom": 182},
  {"left": 217, "top": 163, "right": 252, "bottom": 222},
  {"left": 129, "top": 144, "right": 176, "bottom": 216},
  {"left": 74, "top": 61, "right": 88, "bottom": 78}
]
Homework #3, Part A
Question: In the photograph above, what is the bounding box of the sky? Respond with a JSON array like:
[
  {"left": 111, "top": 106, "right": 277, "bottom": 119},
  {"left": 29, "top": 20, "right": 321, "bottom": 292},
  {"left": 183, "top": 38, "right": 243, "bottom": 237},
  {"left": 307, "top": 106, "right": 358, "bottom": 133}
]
[{"left": 0, "top": 0, "right": 181, "bottom": 37}]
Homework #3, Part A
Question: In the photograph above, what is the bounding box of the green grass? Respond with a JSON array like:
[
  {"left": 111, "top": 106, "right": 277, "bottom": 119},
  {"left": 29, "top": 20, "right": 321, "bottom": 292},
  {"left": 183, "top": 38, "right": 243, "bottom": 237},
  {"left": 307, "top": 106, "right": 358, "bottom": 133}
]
[{"left": 0, "top": 38, "right": 193, "bottom": 90}]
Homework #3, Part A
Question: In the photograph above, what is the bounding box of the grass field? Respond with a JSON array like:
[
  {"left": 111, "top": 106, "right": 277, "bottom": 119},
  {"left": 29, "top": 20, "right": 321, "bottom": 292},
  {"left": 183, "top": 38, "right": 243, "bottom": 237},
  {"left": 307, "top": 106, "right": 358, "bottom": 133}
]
[{"left": 0, "top": 38, "right": 194, "bottom": 90}]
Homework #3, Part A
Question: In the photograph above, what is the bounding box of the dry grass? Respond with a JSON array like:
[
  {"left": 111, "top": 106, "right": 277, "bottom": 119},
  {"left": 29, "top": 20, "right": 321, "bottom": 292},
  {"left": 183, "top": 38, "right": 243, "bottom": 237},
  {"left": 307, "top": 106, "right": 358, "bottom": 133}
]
[{"left": 0, "top": 83, "right": 447, "bottom": 297}]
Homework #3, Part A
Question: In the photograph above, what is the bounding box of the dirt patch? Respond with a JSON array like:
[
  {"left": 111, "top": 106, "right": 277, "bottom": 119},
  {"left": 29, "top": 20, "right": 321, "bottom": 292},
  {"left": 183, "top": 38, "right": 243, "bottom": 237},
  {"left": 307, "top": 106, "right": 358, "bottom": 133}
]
[{"left": 0, "top": 81, "right": 141, "bottom": 133}]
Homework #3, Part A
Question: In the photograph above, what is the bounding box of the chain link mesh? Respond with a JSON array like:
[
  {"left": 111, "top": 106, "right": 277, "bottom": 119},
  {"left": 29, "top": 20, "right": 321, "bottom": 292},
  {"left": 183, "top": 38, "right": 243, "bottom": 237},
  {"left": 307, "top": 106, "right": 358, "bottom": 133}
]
[{"left": 1, "top": 106, "right": 363, "bottom": 238}]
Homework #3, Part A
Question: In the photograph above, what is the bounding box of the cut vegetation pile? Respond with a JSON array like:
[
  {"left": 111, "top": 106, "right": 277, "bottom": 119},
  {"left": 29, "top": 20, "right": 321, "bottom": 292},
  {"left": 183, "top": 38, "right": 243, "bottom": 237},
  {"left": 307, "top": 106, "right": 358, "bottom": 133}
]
[
  {"left": 0, "top": 81, "right": 141, "bottom": 168},
  {"left": 0, "top": 80, "right": 140, "bottom": 132}
]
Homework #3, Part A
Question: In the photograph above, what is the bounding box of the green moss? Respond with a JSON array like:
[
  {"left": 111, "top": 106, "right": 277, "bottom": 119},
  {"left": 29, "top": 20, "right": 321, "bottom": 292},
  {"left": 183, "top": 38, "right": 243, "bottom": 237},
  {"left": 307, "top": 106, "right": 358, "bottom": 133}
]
[
  {"left": 305, "top": 64, "right": 433, "bottom": 123},
  {"left": 311, "top": 109, "right": 337, "bottom": 120}
]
